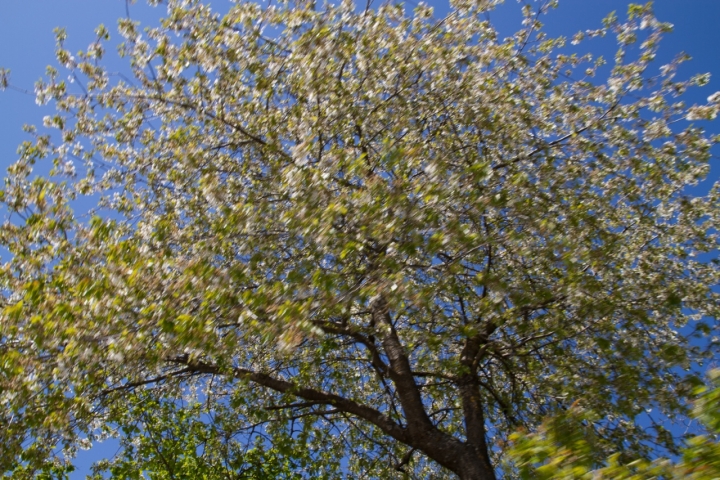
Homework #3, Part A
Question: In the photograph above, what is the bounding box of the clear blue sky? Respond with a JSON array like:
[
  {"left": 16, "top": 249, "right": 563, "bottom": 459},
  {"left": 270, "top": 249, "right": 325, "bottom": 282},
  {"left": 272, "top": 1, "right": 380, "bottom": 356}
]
[
  {"left": 2, "top": 0, "right": 719, "bottom": 198},
  {"left": 1, "top": 0, "right": 719, "bottom": 477}
]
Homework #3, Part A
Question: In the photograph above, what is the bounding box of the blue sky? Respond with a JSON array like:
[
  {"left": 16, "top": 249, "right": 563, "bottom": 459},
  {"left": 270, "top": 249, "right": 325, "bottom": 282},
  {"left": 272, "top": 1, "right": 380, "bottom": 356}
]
[
  {"left": 2, "top": 0, "right": 720, "bottom": 196},
  {"left": 1, "top": 0, "right": 719, "bottom": 477}
]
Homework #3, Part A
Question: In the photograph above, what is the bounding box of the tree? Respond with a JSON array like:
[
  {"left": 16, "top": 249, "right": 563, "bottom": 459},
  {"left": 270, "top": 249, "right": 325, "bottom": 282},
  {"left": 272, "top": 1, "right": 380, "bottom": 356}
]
[
  {"left": 506, "top": 369, "right": 720, "bottom": 479},
  {"left": 87, "top": 391, "right": 301, "bottom": 479},
  {"left": 0, "top": 0, "right": 718, "bottom": 478}
]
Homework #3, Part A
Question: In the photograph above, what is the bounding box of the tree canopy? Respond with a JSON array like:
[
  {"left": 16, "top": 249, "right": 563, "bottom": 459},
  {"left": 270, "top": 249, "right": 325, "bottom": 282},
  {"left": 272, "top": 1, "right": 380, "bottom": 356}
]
[{"left": 0, "top": 0, "right": 719, "bottom": 478}]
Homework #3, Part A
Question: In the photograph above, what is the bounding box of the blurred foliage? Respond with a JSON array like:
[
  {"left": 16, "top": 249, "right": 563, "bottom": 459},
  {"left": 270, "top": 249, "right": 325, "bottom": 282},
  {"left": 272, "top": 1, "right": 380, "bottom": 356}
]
[
  {"left": 507, "top": 369, "right": 720, "bottom": 479},
  {"left": 0, "top": 0, "right": 719, "bottom": 477}
]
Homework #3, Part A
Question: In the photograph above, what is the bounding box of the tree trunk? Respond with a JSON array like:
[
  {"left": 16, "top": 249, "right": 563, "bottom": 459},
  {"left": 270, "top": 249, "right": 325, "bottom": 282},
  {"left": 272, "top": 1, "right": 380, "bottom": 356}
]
[
  {"left": 400, "top": 427, "right": 496, "bottom": 479},
  {"left": 455, "top": 443, "right": 497, "bottom": 480},
  {"left": 371, "top": 296, "right": 498, "bottom": 479}
]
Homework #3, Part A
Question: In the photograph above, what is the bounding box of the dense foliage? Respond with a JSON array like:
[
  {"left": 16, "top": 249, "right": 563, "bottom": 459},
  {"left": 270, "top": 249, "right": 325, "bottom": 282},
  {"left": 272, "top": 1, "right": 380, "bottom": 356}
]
[
  {"left": 0, "top": 0, "right": 718, "bottom": 477},
  {"left": 507, "top": 369, "right": 720, "bottom": 479}
]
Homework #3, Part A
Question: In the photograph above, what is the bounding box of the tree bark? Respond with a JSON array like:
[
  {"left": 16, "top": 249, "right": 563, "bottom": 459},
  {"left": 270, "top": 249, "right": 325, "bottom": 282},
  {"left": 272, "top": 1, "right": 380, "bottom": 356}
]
[
  {"left": 457, "top": 380, "right": 497, "bottom": 480},
  {"left": 455, "top": 449, "right": 498, "bottom": 480},
  {"left": 371, "top": 296, "right": 497, "bottom": 479}
]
